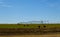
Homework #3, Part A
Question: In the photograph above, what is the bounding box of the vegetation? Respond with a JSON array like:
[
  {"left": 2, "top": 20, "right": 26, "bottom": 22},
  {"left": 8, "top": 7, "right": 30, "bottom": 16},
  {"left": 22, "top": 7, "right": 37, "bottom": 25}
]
[{"left": 0, "top": 24, "right": 60, "bottom": 28}]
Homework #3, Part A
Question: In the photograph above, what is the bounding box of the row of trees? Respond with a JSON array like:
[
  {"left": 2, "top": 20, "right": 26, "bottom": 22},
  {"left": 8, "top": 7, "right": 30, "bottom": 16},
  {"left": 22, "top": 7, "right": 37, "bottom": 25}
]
[{"left": 17, "top": 21, "right": 49, "bottom": 24}]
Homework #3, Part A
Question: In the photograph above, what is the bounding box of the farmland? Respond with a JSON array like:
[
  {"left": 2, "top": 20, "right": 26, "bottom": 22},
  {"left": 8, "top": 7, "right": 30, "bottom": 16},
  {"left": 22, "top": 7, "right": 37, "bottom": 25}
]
[
  {"left": 0, "top": 24, "right": 60, "bottom": 28},
  {"left": 0, "top": 34, "right": 60, "bottom": 37},
  {"left": 0, "top": 24, "right": 60, "bottom": 35}
]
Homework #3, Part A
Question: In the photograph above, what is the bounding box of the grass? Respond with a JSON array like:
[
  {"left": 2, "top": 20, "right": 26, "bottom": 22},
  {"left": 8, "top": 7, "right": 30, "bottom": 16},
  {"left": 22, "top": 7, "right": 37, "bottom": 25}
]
[{"left": 0, "top": 24, "right": 60, "bottom": 28}]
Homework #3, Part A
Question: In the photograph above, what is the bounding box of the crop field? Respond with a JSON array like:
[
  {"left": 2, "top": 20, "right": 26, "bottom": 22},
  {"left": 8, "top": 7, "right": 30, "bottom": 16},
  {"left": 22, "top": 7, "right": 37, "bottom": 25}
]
[
  {"left": 0, "top": 24, "right": 60, "bottom": 28},
  {"left": 0, "top": 24, "right": 60, "bottom": 35}
]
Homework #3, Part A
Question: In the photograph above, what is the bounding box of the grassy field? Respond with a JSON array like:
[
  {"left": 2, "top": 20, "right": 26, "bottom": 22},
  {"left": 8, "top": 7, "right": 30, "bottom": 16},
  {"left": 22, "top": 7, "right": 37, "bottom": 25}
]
[
  {"left": 0, "top": 24, "right": 59, "bottom": 35},
  {"left": 0, "top": 24, "right": 60, "bottom": 28}
]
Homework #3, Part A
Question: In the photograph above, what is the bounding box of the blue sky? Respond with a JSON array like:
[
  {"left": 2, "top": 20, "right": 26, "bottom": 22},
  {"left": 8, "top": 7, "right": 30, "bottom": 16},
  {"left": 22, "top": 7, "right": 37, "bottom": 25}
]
[{"left": 0, "top": 0, "right": 60, "bottom": 23}]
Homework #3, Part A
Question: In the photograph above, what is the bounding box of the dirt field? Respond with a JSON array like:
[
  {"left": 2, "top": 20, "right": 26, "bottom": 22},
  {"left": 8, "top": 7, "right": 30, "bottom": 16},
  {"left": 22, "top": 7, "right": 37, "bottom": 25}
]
[{"left": 0, "top": 34, "right": 60, "bottom": 37}]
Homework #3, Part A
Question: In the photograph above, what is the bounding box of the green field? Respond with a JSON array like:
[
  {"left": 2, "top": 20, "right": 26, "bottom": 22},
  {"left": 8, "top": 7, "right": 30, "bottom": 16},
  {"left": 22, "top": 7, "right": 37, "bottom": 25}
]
[{"left": 0, "top": 24, "right": 60, "bottom": 28}]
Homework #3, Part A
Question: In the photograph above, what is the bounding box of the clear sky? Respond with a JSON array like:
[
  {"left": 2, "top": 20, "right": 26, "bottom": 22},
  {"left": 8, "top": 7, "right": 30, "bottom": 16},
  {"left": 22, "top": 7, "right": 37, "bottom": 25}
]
[{"left": 0, "top": 0, "right": 60, "bottom": 23}]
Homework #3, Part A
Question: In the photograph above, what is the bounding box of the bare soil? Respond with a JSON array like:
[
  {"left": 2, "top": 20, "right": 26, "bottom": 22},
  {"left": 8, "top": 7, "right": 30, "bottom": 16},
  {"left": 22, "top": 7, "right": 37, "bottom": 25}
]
[
  {"left": 0, "top": 33, "right": 60, "bottom": 37},
  {"left": 0, "top": 28, "right": 60, "bottom": 35}
]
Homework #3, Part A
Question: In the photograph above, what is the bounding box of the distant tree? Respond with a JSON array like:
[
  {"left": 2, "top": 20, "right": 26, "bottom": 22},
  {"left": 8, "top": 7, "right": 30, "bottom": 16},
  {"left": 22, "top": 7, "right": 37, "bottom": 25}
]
[
  {"left": 43, "top": 26, "right": 46, "bottom": 28},
  {"left": 17, "top": 23, "right": 20, "bottom": 25},
  {"left": 38, "top": 26, "right": 40, "bottom": 28},
  {"left": 24, "top": 25, "right": 25, "bottom": 27},
  {"left": 41, "top": 21, "right": 43, "bottom": 24}
]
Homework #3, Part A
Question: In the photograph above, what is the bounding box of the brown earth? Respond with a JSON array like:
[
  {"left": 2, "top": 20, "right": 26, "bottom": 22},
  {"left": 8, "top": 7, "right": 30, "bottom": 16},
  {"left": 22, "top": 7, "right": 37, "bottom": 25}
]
[
  {"left": 0, "top": 28, "right": 60, "bottom": 35},
  {"left": 0, "top": 34, "right": 60, "bottom": 37},
  {"left": 0, "top": 28, "right": 60, "bottom": 37}
]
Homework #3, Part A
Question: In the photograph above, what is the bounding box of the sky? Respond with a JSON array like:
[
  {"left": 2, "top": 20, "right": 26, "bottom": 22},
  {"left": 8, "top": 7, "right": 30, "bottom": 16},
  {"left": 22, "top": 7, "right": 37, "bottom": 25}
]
[{"left": 0, "top": 0, "right": 60, "bottom": 23}]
